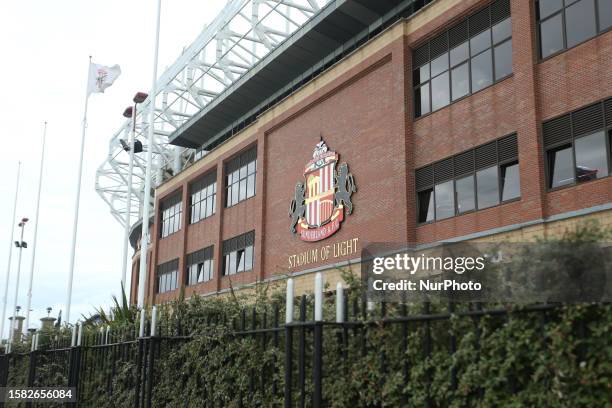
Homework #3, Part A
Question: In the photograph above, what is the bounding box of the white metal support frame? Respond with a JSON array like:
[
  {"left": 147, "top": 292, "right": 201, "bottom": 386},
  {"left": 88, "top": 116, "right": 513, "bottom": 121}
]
[{"left": 95, "top": 0, "right": 331, "bottom": 238}]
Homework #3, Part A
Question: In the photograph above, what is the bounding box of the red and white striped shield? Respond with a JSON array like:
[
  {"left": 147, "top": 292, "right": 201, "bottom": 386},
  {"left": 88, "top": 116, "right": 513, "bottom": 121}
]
[{"left": 304, "top": 161, "right": 335, "bottom": 227}]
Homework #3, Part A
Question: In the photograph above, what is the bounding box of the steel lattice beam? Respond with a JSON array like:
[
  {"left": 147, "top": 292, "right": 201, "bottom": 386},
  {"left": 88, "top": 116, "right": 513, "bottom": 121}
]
[{"left": 95, "top": 0, "right": 331, "bottom": 229}]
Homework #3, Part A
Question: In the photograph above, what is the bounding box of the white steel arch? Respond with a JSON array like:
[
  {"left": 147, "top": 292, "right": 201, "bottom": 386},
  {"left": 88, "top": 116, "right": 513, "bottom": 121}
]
[{"left": 95, "top": 0, "right": 331, "bottom": 229}]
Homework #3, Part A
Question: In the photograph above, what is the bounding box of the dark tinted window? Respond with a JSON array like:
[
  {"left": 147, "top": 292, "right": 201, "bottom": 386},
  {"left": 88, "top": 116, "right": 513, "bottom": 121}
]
[
  {"left": 431, "top": 53, "right": 449, "bottom": 77},
  {"left": 431, "top": 72, "right": 450, "bottom": 111},
  {"left": 539, "top": 0, "right": 563, "bottom": 19},
  {"left": 537, "top": 0, "right": 606, "bottom": 58},
  {"left": 540, "top": 13, "right": 564, "bottom": 58},
  {"left": 492, "top": 18, "right": 512, "bottom": 43},
  {"left": 543, "top": 100, "right": 612, "bottom": 189},
  {"left": 548, "top": 144, "right": 574, "bottom": 188},
  {"left": 435, "top": 181, "right": 455, "bottom": 220},
  {"left": 471, "top": 49, "right": 493, "bottom": 92},
  {"left": 456, "top": 175, "right": 475, "bottom": 213},
  {"left": 494, "top": 40, "right": 513, "bottom": 80},
  {"left": 450, "top": 42, "right": 469, "bottom": 66},
  {"left": 413, "top": 64, "right": 429, "bottom": 85},
  {"left": 598, "top": 0, "right": 612, "bottom": 31},
  {"left": 565, "top": 0, "right": 597, "bottom": 48},
  {"left": 476, "top": 166, "right": 500, "bottom": 209},
  {"left": 501, "top": 162, "right": 521, "bottom": 201},
  {"left": 574, "top": 131, "right": 608, "bottom": 182},
  {"left": 416, "top": 134, "right": 520, "bottom": 223},
  {"left": 418, "top": 189, "right": 435, "bottom": 223},
  {"left": 470, "top": 29, "right": 491, "bottom": 56},
  {"left": 413, "top": 0, "right": 512, "bottom": 117},
  {"left": 415, "top": 84, "right": 430, "bottom": 116},
  {"left": 451, "top": 63, "right": 470, "bottom": 100}
]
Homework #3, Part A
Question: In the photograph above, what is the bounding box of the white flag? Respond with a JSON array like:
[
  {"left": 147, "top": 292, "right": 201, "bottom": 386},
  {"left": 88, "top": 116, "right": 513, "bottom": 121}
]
[{"left": 87, "top": 62, "right": 121, "bottom": 95}]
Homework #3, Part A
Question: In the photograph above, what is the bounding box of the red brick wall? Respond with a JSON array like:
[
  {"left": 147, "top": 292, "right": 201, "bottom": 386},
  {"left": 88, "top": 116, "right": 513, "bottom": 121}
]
[{"left": 134, "top": 0, "right": 612, "bottom": 304}]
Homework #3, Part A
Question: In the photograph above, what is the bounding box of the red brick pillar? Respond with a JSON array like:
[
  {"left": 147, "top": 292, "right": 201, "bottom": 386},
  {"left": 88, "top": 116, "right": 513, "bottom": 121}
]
[
  {"left": 511, "top": 0, "right": 547, "bottom": 221},
  {"left": 402, "top": 34, "right": 417, "bottom": 245},
  {"left": 214, "top": 162, "right": 225, "bottom": 293}
]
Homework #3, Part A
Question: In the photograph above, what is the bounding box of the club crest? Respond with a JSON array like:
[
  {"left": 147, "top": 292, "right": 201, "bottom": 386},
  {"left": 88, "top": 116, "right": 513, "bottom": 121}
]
[{"left": 289, "top": 138, "right": 356, "bottom": 242}]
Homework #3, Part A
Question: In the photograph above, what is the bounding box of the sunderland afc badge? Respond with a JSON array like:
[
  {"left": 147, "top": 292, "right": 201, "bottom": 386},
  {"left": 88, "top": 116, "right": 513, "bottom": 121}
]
[{"left": 289, "top": 138, "right": 356, "bottom": 242}]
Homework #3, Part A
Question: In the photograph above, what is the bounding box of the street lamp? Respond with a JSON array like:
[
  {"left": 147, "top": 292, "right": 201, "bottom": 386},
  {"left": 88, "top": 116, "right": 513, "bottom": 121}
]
[
  {"left": 8, "top": 218, "right": 28, "bottom": 351},
  {"left": 120, "top": 92, "right": 148, "bottom": 293}
]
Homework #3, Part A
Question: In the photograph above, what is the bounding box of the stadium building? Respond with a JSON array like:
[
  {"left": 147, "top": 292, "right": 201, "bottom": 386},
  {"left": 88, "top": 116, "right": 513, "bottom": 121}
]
[{"left": 108, "top": 0, "right": 612, "bottom": 305}]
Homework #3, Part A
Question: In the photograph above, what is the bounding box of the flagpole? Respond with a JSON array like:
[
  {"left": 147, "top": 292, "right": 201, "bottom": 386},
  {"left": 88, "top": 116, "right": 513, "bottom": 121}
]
[
  {"left": 24, "top": 122, "right": 47, "bottom": 335},
  {"left": 121, "top": 109, "right": 136, "bottom": 291},
  {"left": 0, "top": 162, "right": 21, "bottom": 341},
  {"left": 137, "top": 0, "right": 162, "bottom": 308},
  {"left": 65, "top": 56, "right": 92, "bottom": 325}
]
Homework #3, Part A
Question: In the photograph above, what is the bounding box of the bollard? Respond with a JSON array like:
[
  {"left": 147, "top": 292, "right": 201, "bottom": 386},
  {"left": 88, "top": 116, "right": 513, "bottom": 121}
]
[
  {"left": 77, "top": 323, "right": 83, "bottom": 346},
  {"left": 285, "top": 279, "right": 294, "bottom": 324},
  {"left": 139, "top": 308, "right": 146, "bottom": 337},
  {"left": 314, "top": 272, "right": 323, "bottom": 322},
  {"left": 150, "top": 306, "right": 157, "bottom": 337},
  {"left": 71, "top": 325, "right": 77, "bottom": 347},
  {"left": 336, "top": 282, "right": 344, "bottom": 323}
]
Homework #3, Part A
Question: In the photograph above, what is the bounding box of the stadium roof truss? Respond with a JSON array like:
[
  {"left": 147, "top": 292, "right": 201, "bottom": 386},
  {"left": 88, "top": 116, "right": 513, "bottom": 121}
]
[{"left": 95, "top": 0, "right": 332, "bottom": 228}]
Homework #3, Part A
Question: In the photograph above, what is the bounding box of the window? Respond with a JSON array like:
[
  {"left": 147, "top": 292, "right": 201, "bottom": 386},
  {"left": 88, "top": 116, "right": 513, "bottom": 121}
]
[
  {"left": 190, "top": 172, "right": 217, "bottom": 224},
  {"left": 222, "top": 231, "right": 255, "bottom": 276},
  {"left": 415, "top": 133, "right": 520, "bottom": 223},
  {"left": 160, "top": 193, "right": 182, "bottom": 238},
  {"left": 456, "top": 175, "right": 476, "bottom": 213},
  {"left": 417, "top": 189, "right": 435, "bottom": 223},
  {"left": 435, "top": 181, "right": 455, "bottom": 220},
  {"left": 598, "top": 0, "right": 612, "bottom": 31},
  {"left": 186, "top": 246, "right": 214, "bottom": 285},
  {"left": 226, "top": 147, "right": 257, "bottom": 207},
  {"left": 477, "top": 166, "right": 500, "bottom": 209},
  {"left": 451, "top": 62, "right": 470, "bottom": 101},
  {"left": 537, "top": 0, "right": 609, "bottom": 59},
  {"left": 413, "top": 0, "right": 512, "bottom": 117},
  {"left": 157, "top": 259, "right": 179, "bottom": 294},
  {"left": 501, "top": 161, "right": 521, "bottom": 201},
  {"left": 543, "top": 99, "right": 612, "bottom": 189},
  {"left": 575, "top": 131, "right": 608, "bottom": 182},
  {"left": 471, "top": 49, "right": 493, "bottom": 92},
  {"left": 548, "top": 144, "right": 575, "bottom": 188}
]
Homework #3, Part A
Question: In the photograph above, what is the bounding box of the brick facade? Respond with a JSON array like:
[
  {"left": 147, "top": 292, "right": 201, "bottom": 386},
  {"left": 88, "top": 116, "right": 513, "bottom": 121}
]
[{"left": 129, "top": 0, "right": 612, "bottom": 305}]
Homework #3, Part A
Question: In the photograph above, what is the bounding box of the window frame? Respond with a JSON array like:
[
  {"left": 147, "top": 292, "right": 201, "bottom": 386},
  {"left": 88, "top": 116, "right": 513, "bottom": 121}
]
[
  {"left": 416, "top": 134, "right": 521, "bottom": 225},
  {"left": 536, "top": 0, "right": 612, "bottom": 61},
  {"left": 186, "top": 246, "right": 215, "bottom": 286},
  {"left": 225, "top": 147, "right": 257, "bottom": 208},
  {"left": 413, "top": 0, "right": 513, "bottom": 119},
  {"left": 156, "top": 259, "right": 179, "bottom": 294},
  {"left": 160, "top": 192, "right": 183, "bottom": 239},
  {"left": 222, "top": 231, "right": 255, "bottom": 276},
  {"left": 189, "top": 172, "right": 217, "bottom": 224},
  {"left": 543, "top": 99, "right": 612, "bottom": 191}
]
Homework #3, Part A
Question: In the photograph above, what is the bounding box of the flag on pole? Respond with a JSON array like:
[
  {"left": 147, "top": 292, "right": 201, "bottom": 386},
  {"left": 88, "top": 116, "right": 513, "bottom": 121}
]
[{"left": 87, "top": 62, "right": 121, "bottom": 95}]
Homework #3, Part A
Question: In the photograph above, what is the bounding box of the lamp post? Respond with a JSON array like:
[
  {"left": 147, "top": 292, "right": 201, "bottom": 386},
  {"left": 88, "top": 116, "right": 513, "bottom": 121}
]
[
  {"left": 8, "top": 218, "right": 28, "bottom": 349},
  {"left": 120, "top": 92, "right": 147, "bottom": 294}
]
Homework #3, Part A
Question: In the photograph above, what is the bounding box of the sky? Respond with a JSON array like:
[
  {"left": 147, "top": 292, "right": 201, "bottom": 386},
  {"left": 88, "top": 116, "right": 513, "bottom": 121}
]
[{"left": 0, "top": 0, "right": 226, "bottom": 336}]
